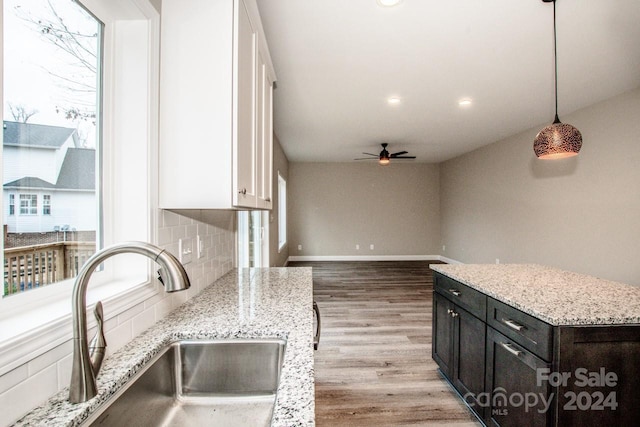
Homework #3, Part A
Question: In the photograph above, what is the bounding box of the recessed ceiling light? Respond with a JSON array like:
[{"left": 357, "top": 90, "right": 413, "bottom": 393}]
[
  {"left": 387, "top": 96, "right": 401, "bottom": 105},
  {"left": 458, "top": 98, "right": 472, "bottom": 107},
  {"left": 377, "top": 0, "right": 402, "bottom": 7}
]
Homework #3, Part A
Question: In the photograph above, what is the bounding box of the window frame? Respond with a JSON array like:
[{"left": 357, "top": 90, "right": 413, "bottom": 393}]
[
  {"left": 278, "top": 171, "right": 287, "bottom": 252},
  {"left": 18, "top": 194, "right": 38, "bottom": 215},
  {"left": 8, "top": 193, "right": 14, "bottom": 215},
  {"left": 42, "top": 194, "right": 51, "bottom": 215},
  {"left": 0, "top": 0, "right": 161, "bottom": 376}
]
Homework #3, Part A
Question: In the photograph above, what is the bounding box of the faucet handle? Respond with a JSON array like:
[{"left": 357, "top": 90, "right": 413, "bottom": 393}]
[{"left": 89, "top": 301, "right": 107, "bottom": 376}]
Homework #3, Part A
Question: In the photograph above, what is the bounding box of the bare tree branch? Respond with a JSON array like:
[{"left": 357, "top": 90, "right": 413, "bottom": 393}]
[{"left": 8, "top": 103, "right": 39, "bottom": 123}]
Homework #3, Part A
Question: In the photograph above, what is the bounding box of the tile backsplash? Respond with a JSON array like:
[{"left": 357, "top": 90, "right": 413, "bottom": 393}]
[{"left": 0, "top": 209, "right": 236, "bottom": 426}]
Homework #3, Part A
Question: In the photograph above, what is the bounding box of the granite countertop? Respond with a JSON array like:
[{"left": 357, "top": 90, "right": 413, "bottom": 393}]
[
  {"left": 430, "top": 264, "right": 640, "bottom": 326},
  {"left": 15, "top": 268, "right": 315, "bottom": 427}
]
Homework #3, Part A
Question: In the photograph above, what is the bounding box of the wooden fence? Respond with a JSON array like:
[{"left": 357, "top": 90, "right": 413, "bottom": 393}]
[{"left": 4, "top": 242, "right": 96, "bottom": 295}]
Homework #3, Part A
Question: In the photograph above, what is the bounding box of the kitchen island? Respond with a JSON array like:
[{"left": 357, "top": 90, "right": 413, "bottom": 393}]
[
  {"left": 430, "top": 264, "right": 640, "bottom": 427},
  {"left": 14, "top": 268, "right": 315, "bottom": 426}
]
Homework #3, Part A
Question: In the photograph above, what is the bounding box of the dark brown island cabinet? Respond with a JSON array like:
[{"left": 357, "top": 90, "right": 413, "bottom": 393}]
[{"left": 432, "top": 268, "right": 640, "bottom": 427}]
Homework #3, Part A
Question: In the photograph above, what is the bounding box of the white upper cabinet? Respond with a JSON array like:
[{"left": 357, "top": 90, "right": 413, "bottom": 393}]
[{"left": 159, "top": 0, "right": 276, "bottom": 210}]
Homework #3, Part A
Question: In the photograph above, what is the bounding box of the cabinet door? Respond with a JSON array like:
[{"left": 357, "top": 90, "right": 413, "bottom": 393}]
[
  {"left": 453, "top": 306, "right": 486, "bottom": 417},
  {"left": 485, "top": 327, "right": 552, "bottom": 427},
  {"left": 256, "top": 50, "right": 273, "bottom": 209},
  {"left": 433, "top": 292, "right": 455, "bottom": 379},
  {"left": 233, "top": 0, "right": 257, "bottom": 208}
]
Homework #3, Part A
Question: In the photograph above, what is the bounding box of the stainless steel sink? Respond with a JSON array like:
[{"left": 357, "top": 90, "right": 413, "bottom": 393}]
[{"left": 84, "top": 338, "right": 286, "bottom": 427}]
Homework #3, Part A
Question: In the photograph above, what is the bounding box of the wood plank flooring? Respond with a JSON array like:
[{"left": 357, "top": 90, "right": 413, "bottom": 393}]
[{"left": 288, "top": 261, "right": 482, "bottom": 427}]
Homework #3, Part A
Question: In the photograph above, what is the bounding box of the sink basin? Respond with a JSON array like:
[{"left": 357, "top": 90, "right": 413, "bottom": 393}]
[{"left": 84, "top": 338, "right": 286, "bottom": 427}]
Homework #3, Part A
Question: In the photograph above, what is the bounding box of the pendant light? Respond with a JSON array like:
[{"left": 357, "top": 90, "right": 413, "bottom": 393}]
[{"left": 533, "top": 0, "right": 582, "bottom": 159}]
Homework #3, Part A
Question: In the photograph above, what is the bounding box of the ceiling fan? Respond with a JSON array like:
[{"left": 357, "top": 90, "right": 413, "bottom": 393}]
[{"left": 355, "top": 143, "right": 416, "bottom": 165}]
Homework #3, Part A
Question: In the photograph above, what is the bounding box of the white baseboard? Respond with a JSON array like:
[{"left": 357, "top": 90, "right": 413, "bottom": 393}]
[
  {"left": 287, "top": 255, "right": 462, "bottom": 263},
  {"left": 438, "top": 256, "right": 463, "bottom": 264}
]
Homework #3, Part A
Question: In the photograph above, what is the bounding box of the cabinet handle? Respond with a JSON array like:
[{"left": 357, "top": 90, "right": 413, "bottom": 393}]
[
  {"left": 450, "top": 311, "right": 459, "bottom": 318},
  {"left": 313, "top": 301, "right": 321, "bottom": 350},
  {"left": 265, "top": 197, "right": 271, "bottom": 202},
  {"left": 239, "top": 188, "right": 247, "bottom": 195},
  {"left": 449, "top": 289, "right": 461, "bottom": 297},
  {"left": 447, "top": 309, "right": 454, "bottom": 315},
  {"left": 502, "top": 318, "right": 524, "bottom": 331},
  {"left": 500, "top": 342, "right": 522, "bottom": 357}
]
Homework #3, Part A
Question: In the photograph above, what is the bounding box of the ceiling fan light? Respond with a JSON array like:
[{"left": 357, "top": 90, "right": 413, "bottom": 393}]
[
  {"left": 379, "top": 157, "right": 390, "bottom": 165},
  {"left": 533, "top": 121, "right": 582, "bottom": 159}
]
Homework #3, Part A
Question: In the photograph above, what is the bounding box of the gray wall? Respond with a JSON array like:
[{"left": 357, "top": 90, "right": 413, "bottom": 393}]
[
  {"left": 440, "top": 88, "right": 640, "bottom": 286},
  {"left": 269, "top": 135, "right": 289, "bottom": 266},
  {"left": 289, "top": 162, "right": 441, "bottom": 257}
]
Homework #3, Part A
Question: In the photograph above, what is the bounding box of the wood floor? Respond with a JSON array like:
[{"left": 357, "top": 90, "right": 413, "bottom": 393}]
[{"left": 288, "top": 261, "right": 482, "bottom": 427}]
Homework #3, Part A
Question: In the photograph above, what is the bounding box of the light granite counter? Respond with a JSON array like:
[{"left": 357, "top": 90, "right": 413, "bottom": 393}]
[
  {"left": 430, "top": 264, "right": 640, "bottom": 326},
  {"left": 14, "top": 268, "right": 315, "bottom": 427}
]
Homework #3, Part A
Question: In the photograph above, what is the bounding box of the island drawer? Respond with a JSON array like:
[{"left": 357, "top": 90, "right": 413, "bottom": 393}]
[
  {"left": 434, "top": 273, "right": 486, "bottom": 321},
  {"left": 487, "top": 297, "right": 553, "bottom": 361}
]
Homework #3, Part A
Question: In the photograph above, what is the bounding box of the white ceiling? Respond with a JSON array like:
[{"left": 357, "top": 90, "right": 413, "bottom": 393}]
[{"left": 256, "top": 0, "right": 640, "bottom": 163}]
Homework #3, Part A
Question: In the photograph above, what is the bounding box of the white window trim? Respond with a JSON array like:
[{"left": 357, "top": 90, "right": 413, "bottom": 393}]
[
  {"left": 0, "top": 0, "right": 161, "bottom": 376},
  {"left": 278, "top": 171, "right": 287, "bottom": 252}
]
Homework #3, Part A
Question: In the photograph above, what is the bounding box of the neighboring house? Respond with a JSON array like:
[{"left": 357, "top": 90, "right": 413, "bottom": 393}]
[{"left": 3, "top": 121, "right": 96, "bottom": 234}]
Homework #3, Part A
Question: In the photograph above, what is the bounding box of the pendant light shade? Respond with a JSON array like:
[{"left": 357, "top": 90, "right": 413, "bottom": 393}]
[
  {"left": 534, "top": 115, "right": 582, "bottom": 159},
  {"left": 534, "top": 0, "right": 582, "bottom": 159}
]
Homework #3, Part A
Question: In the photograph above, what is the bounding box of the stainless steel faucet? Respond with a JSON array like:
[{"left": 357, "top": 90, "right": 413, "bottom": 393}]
[{"left": 69, "top": 241, "right": 191, "bottom": 403}]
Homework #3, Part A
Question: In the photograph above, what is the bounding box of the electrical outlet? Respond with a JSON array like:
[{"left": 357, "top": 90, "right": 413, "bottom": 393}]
[
  {"left": 298, "top": 244, "right": 302, "bottom": 251},
  {"left": 370, "top": 244, "right": 374, "bottom": 250},
  {"left": 496, "top": 258, "right": 500, "bottom": 264},
  {"left": 442, "top": 245, "right": 446, "bottom": 251},
  {"left": 356, "top": 244, "right": 360, "bottom": 250}
]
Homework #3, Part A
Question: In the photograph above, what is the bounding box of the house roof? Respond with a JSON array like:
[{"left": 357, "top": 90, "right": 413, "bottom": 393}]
[
  {"left": 55, "top": 148, "right": 95, "bottom": 190},
  {"left": 3, "top": 177, "right": 56, "bottom": 189},
  {"left": 3, "top": 148, "right": 95, "bottom": 191},
  {"left": 3, "top": 121, "right": 77, "bottom": 149}
]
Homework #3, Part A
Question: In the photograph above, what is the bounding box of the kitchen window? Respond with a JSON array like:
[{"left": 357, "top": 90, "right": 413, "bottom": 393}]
[
  {"left": 278, "top": 172, "right": 287, "bottom": 251},
  {"left": 3, "top": 0, "right": 101, "bottom": 297},
  {"left": 0, "top": 0, "right": 161, "bottom": 371}
]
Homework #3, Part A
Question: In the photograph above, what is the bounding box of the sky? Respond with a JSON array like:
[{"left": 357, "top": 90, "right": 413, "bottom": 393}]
[{"left": 3, "top": 0, "right": 99, "bottom": 146}]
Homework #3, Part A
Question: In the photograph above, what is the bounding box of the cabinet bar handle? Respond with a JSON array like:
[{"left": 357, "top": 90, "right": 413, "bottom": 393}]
[
  {"left": 500, "top": 342, "right": 522, "bottom": 357},
  {"left": 448, "top": 289, "right": 461, "bottom": 297},
  {"left": 239, "top": 188, "right": 247, "bottom": 195},
  {"left": 265, "top": 197, "right": 271, "bottom": 202},
  {"left": 313, "top": 301, "right": 321, "bottom": 350},
  {"left": 502, "top": 318, "right": 524, "bottom": 331}
]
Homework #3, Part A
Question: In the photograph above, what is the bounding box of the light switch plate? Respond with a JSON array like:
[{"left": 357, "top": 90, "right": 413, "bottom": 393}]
[{"left": 179, "top": 238, "right": 193, "bottom": 265}]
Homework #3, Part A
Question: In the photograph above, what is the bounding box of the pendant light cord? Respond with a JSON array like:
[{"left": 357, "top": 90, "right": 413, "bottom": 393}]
[{"left": 552, "top": 0, "right": 560, "bottom": 123}]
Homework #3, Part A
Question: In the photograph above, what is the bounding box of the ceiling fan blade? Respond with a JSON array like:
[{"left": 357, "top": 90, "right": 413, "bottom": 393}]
[
  {"left": 393, "top": 156, "right": 416, "bottom": 159},
  {"left": 362, "top": 152, "right": 379, "bottom": 157},
  {"left": 354, "top": 157, "right": 379, "bottom": 160},
  {"left": 390, "top": 151, "right": 408, "bottom": 157}
]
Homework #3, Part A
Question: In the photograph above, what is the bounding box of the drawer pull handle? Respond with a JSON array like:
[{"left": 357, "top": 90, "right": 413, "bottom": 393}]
[
  {"left": 449, "top": 289, "right": 461, "bottom": 297},
  {"left": 502, "top": 318, "right": 524, "bottom": 331},
  {"left": 313, "top": 301, "right": 321, "bottom": 350},
  {"left": 500, "top": 342, "right": 522, "bottom": 357}
]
